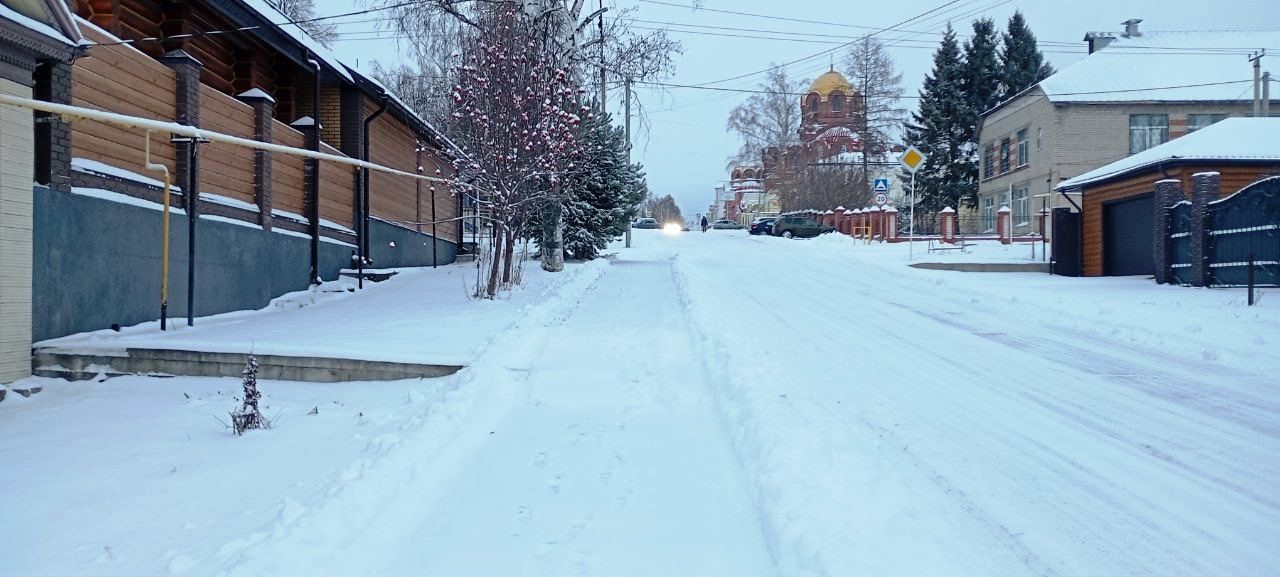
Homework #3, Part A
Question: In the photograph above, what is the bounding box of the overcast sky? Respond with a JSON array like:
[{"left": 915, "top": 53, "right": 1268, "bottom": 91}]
[{"left": 318, "top": 0, "right": 1278, "bottom": 217}]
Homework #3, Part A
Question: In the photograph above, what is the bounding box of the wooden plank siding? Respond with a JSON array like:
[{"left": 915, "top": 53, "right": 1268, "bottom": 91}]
[
  {"left": 197, "top": 85, "right": 256, "bottom": 206},
  {"left": 71, "top": 25, "right": 177, "bottom": 172},
  {"left": 367, "top": 106, "right": 420, "bottom": 231},
  {"left": 1081, "top": 164, "right": 1280, "bottom": 276},
  {"left": 271, "top": 120, "right": 307, "bottom": 217},
  {"left": 318, "top": 142, "right": 355, "bottom": 230}
]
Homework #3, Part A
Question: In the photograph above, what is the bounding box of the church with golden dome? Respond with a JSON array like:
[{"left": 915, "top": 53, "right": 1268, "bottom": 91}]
[
  {"left": 719, "top": 67, "right": 903, "bottom": 222},
  {"left": 798, "top": 68, "right": 866, "bottom": 154}
]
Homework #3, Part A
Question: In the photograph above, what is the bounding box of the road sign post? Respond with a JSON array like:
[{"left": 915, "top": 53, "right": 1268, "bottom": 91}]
[{"left": 898, "top": 146, "right": 926, "bottom": 261}]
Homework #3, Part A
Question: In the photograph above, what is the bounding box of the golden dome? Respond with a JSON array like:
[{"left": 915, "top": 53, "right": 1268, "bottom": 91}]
[{"left": 808, "top": 69, "right": 853, "bottom": 96}]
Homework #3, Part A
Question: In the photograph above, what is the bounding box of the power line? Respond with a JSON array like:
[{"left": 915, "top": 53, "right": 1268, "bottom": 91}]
[
  {"left": 636, "top": 78, "right": 1257, "bottom": 98},
  {"left": 86, "top": 0, "right": 432, "bottom": 47},
  {"left": 684, "top": 0, "right": 972, "bottom": 87}
]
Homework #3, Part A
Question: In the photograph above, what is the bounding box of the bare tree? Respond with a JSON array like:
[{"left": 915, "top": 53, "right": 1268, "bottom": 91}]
[
  {"left": 843, "top": 37, "right": 906, "bottom": 160},
  {"left": 725, "top": 67, "right": 803, "bottom": 168},
  {"left": 270, "top": 0, "right": 338, "bottom": 46}
]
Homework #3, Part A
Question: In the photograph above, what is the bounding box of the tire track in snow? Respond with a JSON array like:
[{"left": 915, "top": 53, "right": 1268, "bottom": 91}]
[
  {"left": 205, "top": 260, "right": 612, "bottom": 577},
  {"left": 672, "top": 234, "right": 1278, "bottom": 577}
]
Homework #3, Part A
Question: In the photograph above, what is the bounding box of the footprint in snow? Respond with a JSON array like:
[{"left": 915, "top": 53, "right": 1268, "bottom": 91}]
[
  {"left": 533, "top": 451, "right": 548, "bottom": 468},
  {"left": 515, "top": 505, "right": 532, "bottom": 522}
]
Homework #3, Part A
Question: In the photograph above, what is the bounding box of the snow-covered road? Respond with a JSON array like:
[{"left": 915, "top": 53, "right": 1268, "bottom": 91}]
[
  {"left": 5, "top": 229, "right": 1278, "bottom": 577},
  {"left": 359, "top": 253, "right": 775, "bottom": 576}
]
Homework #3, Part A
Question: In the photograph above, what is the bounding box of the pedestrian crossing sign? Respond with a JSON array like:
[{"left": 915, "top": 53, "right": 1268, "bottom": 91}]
[{"left": 873, "top": 178, "right": 890, "bottom": 193}]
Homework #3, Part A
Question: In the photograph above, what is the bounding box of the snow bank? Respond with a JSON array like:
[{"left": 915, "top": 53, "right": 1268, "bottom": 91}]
[{"left": 2, "top": 259, "right": 612, "bottom": 577}]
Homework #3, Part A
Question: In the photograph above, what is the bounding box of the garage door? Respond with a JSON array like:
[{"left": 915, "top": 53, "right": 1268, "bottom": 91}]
[{"left": 1103, "top": 194, "right": 1154, "bottom": 276}]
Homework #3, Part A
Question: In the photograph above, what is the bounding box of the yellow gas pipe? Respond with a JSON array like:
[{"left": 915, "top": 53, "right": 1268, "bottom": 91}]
[{"left": 143, "top": 130, "right": 172, "bottom": 330}]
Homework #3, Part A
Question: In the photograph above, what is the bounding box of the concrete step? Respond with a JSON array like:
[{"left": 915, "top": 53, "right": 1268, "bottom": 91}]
[
  {"left": 33, "top": 347, "right": 463, "bottom": 383},
  {"left": 909, "top": 262, "right": 1052, "bottom": 273}
]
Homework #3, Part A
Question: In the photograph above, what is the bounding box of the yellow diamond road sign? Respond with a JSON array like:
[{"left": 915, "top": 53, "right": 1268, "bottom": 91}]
[{"left": 899, "top": 145, "right": 926, "bottom": 174}]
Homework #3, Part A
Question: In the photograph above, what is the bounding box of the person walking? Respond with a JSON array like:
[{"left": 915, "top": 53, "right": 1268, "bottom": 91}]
[{"left": 700, "top": 215, "right": 709, "bottom": 233}]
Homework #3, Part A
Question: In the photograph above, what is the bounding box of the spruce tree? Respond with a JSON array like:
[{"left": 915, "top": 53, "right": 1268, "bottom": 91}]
[
  {"left": 903, "top": 24, "right": 972, "bottom": 212},
  {"left": 536, "top": 111, "right": 645, "bottom": 261},
  {"left": 999, "top": 11, "right": 1056, "bottom": 100},
  {"left": 957, "top": 18, "right": 1002, "bottom": 207},
  {"left": 964, "top": 18, "right": 1002, "bottom": 115}
]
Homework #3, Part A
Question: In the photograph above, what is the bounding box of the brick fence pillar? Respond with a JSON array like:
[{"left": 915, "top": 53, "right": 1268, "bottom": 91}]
[
  {"left": 869, "top": 205, "right": 882, "bottom": 239},
  {"left": 939, "top": 206, "right": 957, "bottom": 243},
  {"left": 34, "top": 60, "right": 73, "bottom": 192},
  {"left": 997, "top": 205, "right": 1012, "bottom": 244},
  {"left": 1189, "top": 171, "right": 1220, "bottom": 287},
  {"left": 237, "top": 89, "right": 276, "bottom": 230},
  {"left": 1152, "top": 178, "right": 1184, "bottom": 284},
  {"left": 158, "top": 50, "right": 203, "bottom": 210}
]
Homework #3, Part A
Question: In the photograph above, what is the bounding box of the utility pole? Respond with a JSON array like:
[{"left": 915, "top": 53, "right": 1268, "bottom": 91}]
[
  {"left": 1250, "top": 50, "right": 1266, "bottom": 116},
  {"left": 1264, "top": 71, "right": 1272, "bottom": 117},
  {"left": 624, "top": 75, "right": 634, "bottom": 248},
  {"left": 598, "top": 0, "right": 606, "bottom": 110}
]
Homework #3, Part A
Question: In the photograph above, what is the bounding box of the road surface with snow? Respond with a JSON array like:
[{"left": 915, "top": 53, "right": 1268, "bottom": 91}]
[{"left": 3, "top": 230, "right": 1277, "bottom": 577}]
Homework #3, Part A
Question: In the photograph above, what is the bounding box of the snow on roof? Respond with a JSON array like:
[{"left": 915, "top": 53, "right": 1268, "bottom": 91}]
[
  {"left": 237, "top": 88, "right": 275, "bottom": 102},
  {"left": 1039, "top": 30, "right": 1280, "bottom": 103},
  {"left": 1058, "top": 118, "right": 1280, "bottom": 189},
  {"left": 0, "top": 2, "right": 78, "bottom": 46},
  {"left": 817, "top": 126, "right": 859, "bottom": 140},
  {"left": 239, "top": 0, "right": 352, "bottom": 83}
]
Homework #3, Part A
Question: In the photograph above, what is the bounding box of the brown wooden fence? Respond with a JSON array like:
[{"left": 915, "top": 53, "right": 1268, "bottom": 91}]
[
  {"left": 319, "top": 142, "right": 355, "bottom": 230},
  {"left": 71, "top": 26, "right": 177, "bottom": 172},
  {"left": 197, "top": 85, "right": 255, "bottom": 206},
  {"left": 271, "top": 120, "right": 307, "bottom": 218}
]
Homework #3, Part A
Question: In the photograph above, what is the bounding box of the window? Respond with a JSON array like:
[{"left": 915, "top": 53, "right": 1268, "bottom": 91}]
[
  {"left": 1187, "top": 114, "right": 1227, "bottom": 133},
  {"left": 1016, "top": 128, "right": 1030, "bottom": 167},
  {"left": 838, "top": 144, "right": 847, "bottom": 155},
  {"left": 983, "top": 143, "right": 995, "bottom": 179},
  {"left": 808, "top": 95, "right": 820, "bottom": 114},
  {"left": 831, "top": 94, "right": 843, "bottom": 113},
  {"left": 982, "top": 197, "right": 996, "bottom": 232},
  {"left": 1129, "top": 114, "right": 1168, "bottom": 153},
  {"left": 999, "top": 138, "right": 1011, "bottom": 173},
  {"left": 1013, "top": 184, "right": 1029, "bottom": 225}
]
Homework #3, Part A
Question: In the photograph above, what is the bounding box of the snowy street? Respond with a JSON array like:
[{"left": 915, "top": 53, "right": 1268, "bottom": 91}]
[{"left": 3, "top": 230, "right": 1278, "bottom": 577}]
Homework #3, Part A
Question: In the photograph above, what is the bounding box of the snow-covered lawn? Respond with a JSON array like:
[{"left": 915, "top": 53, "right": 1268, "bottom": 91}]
[
  {"left": 39, "top": 261, "right": 589, "bottom": 366},
  {"left": 3, "top": 230, "right": 1277, "bottom": 577}
]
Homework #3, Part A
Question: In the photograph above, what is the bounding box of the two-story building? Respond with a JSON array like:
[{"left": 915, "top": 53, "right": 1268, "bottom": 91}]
[{"left": 977, "top": 19, "right": 1275, "bottom": 238}]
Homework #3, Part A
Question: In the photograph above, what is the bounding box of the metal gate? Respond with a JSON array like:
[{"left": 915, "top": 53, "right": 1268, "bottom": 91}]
[
  {"left": 1051, "top": 207, "right": 1081, "bottom": 276},
  {"left": 1168, "top": 201, "right": 1193, "bottom": 285},
  {"left": 1103, "top": 194, "right": 1154, "bottom": 276},
  {"left": 1207, "top": 176, "right": 1280, "bottom": 286}
]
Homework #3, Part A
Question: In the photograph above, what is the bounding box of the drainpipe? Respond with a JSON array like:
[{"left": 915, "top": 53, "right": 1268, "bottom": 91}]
[
  {"left": 430, "top": 170, "right": 438, "bottom": 268},
  {"left": 359, "top": 93, "right": 389, "bottom": 289},
  {"left": 143, "top": 130, "right": 172, "bottom": 330},
  {"left": 307, "top": 55, "right": 322, "bottom": 286},
  {"left": 183, "top": 138, "right": 203, "bottom": 326}
]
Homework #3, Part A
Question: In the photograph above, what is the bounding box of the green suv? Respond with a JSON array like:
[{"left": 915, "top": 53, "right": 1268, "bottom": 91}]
[{"left": 771, "top": 215, "right": 835, "bottom": 239}]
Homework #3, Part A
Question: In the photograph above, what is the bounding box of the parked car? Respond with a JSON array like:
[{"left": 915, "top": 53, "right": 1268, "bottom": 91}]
[
  {"left": 712, "top": 219, "right": 744, "bottom": 230},
  {"left": 633, "top": 218, "right": 660, "bottom": 229},
  {"left": 748, "top": 217, "right": 777, "bottom": 235},
  {"left": 771, "top": 215, "right": 835, "bottom": 239}
]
